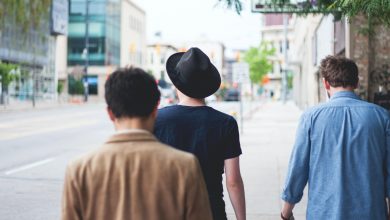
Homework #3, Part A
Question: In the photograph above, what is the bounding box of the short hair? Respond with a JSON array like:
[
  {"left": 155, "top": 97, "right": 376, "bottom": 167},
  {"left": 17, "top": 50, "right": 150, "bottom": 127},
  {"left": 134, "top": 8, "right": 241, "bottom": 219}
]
[
  {"left": 320, "top": 56, "right": 359, "bottom": 88},
  {"left": 105, "top": 67, "right": 160, "bottom": 118}
]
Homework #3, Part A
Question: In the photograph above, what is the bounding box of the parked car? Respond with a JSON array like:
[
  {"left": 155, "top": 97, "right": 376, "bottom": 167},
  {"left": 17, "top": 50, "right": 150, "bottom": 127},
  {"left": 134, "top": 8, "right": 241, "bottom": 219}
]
[
  {"left": 224, "top": 88, "right": 240, "bottom": 101},
  {"left": 158, "top": 86, "right": 177, "bottom": 108},
  {"left": 206, "top": 94, "right": 217, "bottom": 103}
]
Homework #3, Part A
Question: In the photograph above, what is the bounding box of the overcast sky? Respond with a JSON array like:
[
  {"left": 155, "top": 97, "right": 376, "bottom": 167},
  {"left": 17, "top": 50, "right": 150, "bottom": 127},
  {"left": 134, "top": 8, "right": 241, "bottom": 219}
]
[{"left": 132, "top": 0, "right": 262, "bottom": 51}]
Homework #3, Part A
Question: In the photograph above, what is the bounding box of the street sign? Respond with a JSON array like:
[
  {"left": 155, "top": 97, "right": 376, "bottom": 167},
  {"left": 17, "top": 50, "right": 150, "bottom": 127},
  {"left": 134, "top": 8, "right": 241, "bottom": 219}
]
[
  {"left": 51, "top": 0, "right": 69, "bottom": 35},
  {"left": 232, "top": 62, "right": 250, "bottom": 83}
]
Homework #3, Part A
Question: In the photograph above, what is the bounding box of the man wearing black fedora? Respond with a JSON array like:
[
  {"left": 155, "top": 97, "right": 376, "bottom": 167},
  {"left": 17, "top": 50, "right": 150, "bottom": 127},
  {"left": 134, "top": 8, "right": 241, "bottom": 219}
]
[{"left": 154, "top": 47, "right": 246, "bottom": 220}]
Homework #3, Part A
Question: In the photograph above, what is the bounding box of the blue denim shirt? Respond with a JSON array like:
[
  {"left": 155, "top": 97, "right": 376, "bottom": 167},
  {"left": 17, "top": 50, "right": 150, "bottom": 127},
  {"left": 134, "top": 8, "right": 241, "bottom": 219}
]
[{"left": 282, "top": 91, "right": 390, "bottom": 220}]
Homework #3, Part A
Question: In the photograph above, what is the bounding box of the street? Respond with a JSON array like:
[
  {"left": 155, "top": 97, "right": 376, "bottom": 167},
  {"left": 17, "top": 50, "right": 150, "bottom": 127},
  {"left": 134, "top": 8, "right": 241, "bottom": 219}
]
[{"left": 0, "top": 101, "right": 306, "bottom": 220}]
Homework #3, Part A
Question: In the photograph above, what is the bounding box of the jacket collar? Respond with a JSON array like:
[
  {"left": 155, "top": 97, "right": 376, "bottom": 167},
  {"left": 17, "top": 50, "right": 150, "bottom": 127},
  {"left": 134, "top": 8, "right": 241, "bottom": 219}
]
[
  {"left": 105, "top": 130, "right": 157, "bottom": 144},
  {"left": 330, "top": 91, "right": 360, "bottom": 101}
]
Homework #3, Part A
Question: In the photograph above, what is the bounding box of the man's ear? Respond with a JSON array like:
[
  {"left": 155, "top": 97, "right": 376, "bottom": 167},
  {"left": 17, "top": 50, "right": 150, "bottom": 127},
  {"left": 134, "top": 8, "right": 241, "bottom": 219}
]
[
  {"left": 151, "top": 104, "right": 158, "bottom": 119},
  {"left": 107, "top": 107, "right": 115, "bottom": 122},
  {"left": 322, "top": 78, "right": 331, "bottom": 90}
]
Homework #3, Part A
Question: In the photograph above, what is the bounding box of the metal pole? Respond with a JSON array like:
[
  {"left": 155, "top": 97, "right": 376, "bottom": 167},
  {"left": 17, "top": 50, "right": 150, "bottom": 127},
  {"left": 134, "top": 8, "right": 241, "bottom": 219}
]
[
  {"left": 239, "top": 82, "right": 244, "bottom": 134},
  {"left": 282, "top": 14, "right": 289, "bottom": 103},
  {"left": 84, "top": 0, "right": 90, "bottom": 102},
  {"left": 32, "top": 36, "right": 36, "bottom": 108}
]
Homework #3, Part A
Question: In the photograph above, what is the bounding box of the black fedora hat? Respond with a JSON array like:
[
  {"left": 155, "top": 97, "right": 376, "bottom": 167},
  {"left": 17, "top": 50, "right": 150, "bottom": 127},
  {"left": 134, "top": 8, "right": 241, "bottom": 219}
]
[{"left": 166, "top": 47, "right": 221, "bottom": 99}]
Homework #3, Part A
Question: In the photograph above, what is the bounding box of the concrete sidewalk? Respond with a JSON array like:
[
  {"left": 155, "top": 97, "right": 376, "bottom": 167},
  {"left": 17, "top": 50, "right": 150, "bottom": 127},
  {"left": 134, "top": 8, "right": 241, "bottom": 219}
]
[{"left": 225, "top": 101, "right": 307, "bottom": 220}]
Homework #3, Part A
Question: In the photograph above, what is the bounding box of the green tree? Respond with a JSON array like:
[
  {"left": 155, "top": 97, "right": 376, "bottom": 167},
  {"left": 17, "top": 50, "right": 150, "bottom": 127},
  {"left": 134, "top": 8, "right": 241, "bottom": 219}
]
[
  {"left": 0, "top": 0, "right": 51, "bottom": 31},
  {"left": 244, "top": 43, "right": 276, "bottom": 84},
  {"left": 0, "top": 62, "right": 19, "bottom": 104},
  {"left": 218, "top": 0, "right": 243, "bottom": 14},
  {"left": 330, "top": 0, "right": 390, "bottom": 25},
  {"left": 57, "top": 81, "right": 65, "bottom": 94},
  {"left": 68, "top": 76, "right": 85, "bottom": 96}
]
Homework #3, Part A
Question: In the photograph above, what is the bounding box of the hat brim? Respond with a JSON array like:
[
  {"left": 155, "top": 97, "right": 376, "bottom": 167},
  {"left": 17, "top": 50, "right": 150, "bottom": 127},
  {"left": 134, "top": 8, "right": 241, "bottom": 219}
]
[{"left": 166, "top": 52, "right": 221, "bottom": 99}]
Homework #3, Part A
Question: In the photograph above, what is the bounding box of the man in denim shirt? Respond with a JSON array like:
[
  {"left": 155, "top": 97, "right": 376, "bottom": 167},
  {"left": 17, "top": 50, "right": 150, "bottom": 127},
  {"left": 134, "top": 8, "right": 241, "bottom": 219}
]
[{"left": 280, "top": 56, "right": 390, "bottom": 220}]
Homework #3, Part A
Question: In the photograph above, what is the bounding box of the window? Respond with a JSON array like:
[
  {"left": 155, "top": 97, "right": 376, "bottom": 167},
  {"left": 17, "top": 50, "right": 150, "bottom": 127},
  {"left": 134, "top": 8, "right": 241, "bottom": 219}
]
[
  {"left": 160, "top": 71, "right": 165, "bottom": 80},
  {"left": 87, "top": 75, "right": 98, "bottom": 95}
]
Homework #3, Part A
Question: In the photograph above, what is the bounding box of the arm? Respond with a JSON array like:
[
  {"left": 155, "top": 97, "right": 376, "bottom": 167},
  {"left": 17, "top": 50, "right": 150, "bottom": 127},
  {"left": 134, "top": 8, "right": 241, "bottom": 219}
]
[
  {"left": 281, "top": 113, "right": 311, "bottom": 215},
  {"left": 386, "top": 119, "right": 390, "bottom": 220},
  {"left": 387, "top": 199, "right": 390, "bottom": 220},
  {"left": 186, "top": 157, "right": 213, "bottom": 220},
  {"left": 61, "top": 165, "right": 82, "bottom": 220},
  {"left": 225, "top": 156, "right": 246, "bottom": 220}
]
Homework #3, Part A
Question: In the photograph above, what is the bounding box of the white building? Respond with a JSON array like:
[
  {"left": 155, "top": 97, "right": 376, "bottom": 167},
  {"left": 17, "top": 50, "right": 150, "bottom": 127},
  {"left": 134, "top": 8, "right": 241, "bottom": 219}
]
[
  {"left": 290, "top": 14, "right": 346, "bottom": 109},
  {"left": 146, "top": 44, "right": 178, "bottom": 84},
  {"left": 176, "top": 41, "right": 225, "bottom": 80},
  {"left": 260, "top": 14, "right": 295, "bottom": 100},
  {"left": 67, "top": 0, "right": 146, "bottom": 100},
  {"left": 121, "top": 1, "right": 147, "bottom": 69}
]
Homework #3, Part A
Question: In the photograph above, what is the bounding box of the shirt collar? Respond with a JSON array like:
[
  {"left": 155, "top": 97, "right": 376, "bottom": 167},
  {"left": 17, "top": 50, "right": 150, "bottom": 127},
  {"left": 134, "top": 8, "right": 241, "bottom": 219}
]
[
  {"left": 330, "top": 91, "right": 360, "bottom": 101},
  {"left": 115, "top": 128, "right": 150, "bottom": 135},
  {"left": 106, "top": 129, "right": 156, "bottom": 144}
]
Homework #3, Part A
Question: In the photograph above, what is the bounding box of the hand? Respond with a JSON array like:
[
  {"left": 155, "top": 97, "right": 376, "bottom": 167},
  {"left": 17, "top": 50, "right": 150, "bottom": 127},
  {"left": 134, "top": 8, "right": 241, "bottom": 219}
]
[
  {"left": 281, "top": 211, "right": 294, "bottom": 220},
  {"left": 281, "top": 201, "right": 295, "bottom": 220}
]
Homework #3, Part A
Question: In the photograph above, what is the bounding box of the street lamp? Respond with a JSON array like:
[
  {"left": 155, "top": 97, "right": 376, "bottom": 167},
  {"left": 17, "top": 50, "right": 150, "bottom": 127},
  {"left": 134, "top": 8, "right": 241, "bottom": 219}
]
[{"left": 83, "top": 0, "right": 92, "bottom": 102}]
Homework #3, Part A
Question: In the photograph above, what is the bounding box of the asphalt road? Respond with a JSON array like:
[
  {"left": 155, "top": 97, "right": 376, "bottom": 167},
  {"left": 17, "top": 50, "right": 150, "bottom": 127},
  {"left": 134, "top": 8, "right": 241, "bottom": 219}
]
[{"left": 0, "top": 101, "right": 256, "bottom": 220}]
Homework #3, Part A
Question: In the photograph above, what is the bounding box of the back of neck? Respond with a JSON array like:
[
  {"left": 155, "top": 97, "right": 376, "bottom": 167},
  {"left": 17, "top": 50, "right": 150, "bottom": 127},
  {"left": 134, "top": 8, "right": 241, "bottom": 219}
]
[{"left": 178, "top": 97, "right": 206, "bottom": 106}]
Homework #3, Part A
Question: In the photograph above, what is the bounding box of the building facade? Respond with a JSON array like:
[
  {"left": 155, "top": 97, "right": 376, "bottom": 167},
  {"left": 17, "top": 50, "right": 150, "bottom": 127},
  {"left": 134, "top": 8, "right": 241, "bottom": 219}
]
[
  {"left": 289, "top": 14, "right": 362, "bottom": 110},
  {"left": 0, "top": 0, "right": 68, "bottom": 103},
  {"left": 67, "top": 0, "right": 146, "bottom": 99},
  {"left": 260, "top": 14, "right": 295, "bottom": 100},
  {"left": 146, "top": 44, "right": 178, "bottom": 85}
]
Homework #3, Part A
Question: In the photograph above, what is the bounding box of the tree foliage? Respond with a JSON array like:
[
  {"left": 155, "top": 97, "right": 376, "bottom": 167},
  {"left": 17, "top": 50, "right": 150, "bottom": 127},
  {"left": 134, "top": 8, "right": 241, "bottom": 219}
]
[
  {"left": 244, "top": 43, "right": 276, "bottom": 84},
  {"left": 330, "top": 0, "right": 390, "bottom": 25},
  {"left": 221, "top": 0, "right": 390, "bottom": 25},
  {"left": 68, "top": 76, "right": 85, "bottom": 95},
  {"left": 218, "top": 0, "right": 243, "bottom": 14},
  {"left": 0, "top": 62, "right": 19, "bottom": 89},
  {"left": 0, "top": 0, "right": 51, "bottom": 31}
]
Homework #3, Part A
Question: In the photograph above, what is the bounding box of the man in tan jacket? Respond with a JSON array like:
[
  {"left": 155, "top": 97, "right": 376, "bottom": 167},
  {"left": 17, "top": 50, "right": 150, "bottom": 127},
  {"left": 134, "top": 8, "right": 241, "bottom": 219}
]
[{"left": 61, "top": 67, "right": 212, "bottom": 220}]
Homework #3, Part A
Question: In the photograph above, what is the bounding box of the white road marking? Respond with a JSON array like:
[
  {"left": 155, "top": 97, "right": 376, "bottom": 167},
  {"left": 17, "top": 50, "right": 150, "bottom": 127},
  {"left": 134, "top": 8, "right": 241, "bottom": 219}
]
[
  {"left": 0, "top": 119, "right": 99, "bottom": 141},
  {"left": 4, "top": 158, "right": 55, "bottom": 175}
]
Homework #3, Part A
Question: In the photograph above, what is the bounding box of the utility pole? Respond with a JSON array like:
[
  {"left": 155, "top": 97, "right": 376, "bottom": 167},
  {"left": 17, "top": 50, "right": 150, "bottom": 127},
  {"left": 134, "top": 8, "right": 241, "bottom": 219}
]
[
  {"left": 83, "top": 0, "right": 90, "bottom": 102},
  {"left": 281, "top": 14, "right": 289, "bottom": 103}
]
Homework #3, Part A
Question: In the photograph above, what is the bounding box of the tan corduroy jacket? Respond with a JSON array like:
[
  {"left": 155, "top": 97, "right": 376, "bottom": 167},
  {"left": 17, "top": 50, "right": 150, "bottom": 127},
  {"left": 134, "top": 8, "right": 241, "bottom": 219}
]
[{"left": 62, "top": 131, "right": 212, "bottom": 220}]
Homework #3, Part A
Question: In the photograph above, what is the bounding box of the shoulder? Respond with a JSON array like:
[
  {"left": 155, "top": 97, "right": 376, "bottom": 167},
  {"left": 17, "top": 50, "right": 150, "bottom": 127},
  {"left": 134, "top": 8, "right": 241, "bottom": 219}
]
[
  {"left": 157, "top": 105, "right": 182, "bottom": 114},
  {"left": 362, "top": 101, "right": 390, "bottom": 114},
  {"left": 152, "top": 142, "right": 202, "bottom": 173},
  {"left": 206, "top": 106, "right": 237, "bottom": 123},
  {"left": 65, "top": 150, "right": 100, "bottom": 178},
  {"left": 156, "top": 105, "right": 185, "bottom": 123},
  {"left": 155, "top": 142, "right": 196, "bottom": 161}
]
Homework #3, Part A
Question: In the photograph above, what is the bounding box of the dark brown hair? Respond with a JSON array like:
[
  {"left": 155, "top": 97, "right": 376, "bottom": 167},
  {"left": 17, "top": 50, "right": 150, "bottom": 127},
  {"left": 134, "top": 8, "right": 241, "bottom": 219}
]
[
  {"left": 320, "top": 56, "right": 359, "bottom": 88},
  {"left": 105, "top": 67, "right": 160, "bottom": 118}
]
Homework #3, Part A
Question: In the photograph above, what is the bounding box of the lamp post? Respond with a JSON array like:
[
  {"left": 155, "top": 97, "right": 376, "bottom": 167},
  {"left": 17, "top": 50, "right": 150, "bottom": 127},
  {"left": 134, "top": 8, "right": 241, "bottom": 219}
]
[
  {"left": 281, "top": 14, "right": 289, "bottom": 103},
  {"left": 83, "top": 0, "right": 91, "bottom": 102}
]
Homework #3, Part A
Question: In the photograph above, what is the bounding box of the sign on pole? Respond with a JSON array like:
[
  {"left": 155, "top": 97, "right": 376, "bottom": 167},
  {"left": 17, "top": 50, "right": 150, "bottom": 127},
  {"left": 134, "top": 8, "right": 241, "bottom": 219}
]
[
  {"left": 232, "top": 62, "right": 250, "bottom": 84},
  {"left": 51, "top": 0, "right": 69, "bottom": 36},
  {"left": 232, "top": 62, "right": 250, "bottom": 135}
]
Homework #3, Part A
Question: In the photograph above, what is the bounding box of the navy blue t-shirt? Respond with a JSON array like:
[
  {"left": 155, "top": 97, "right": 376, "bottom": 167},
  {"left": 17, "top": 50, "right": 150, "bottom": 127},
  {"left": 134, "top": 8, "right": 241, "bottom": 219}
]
[{"left": 154, "top": 105, "right": 242, "bottom": 220}]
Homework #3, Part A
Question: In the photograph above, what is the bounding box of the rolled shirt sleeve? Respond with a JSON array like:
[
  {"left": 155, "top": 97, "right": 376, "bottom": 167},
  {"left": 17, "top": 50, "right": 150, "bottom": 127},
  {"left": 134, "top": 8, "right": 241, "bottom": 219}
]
[
  {"left": 282, "top": 112, "right": 311, "bottom": 204},
  {"left": 224, "top": 117, "right": 242, "bottom": 160}
]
